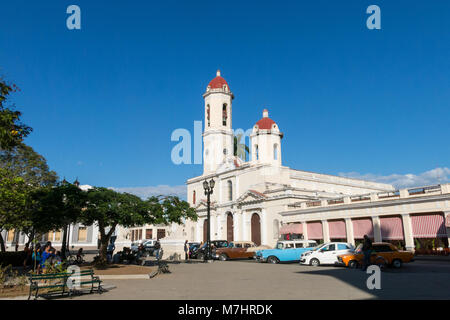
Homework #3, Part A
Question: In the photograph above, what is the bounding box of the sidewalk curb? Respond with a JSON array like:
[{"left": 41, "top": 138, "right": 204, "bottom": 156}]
[{"left": 98, "top": 274, "right": 150, "bottom": 280}]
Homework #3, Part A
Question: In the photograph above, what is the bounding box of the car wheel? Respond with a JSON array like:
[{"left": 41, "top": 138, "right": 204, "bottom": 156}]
[
  {"left": 310, "top": 258, "right": 320, "bottom": 267},
  {"left": 219, "top": 254, "right": 228, "bottom": 261},
  {"left": 392, "top": 259, "right": 402, "bottom": 269},
  {"left": 375, "top": 257, "right": 387, "bottom": 270},
  {"left": 348, "top": 260, "right": 358, "bottom": 269},
  {"left": 267, "top": 256, "right": 279, "bottom": 264}
]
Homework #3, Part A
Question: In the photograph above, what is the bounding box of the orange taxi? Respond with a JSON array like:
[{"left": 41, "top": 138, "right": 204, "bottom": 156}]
[{"left": 337, "top": 242, "right": 414, "bottom": 269}]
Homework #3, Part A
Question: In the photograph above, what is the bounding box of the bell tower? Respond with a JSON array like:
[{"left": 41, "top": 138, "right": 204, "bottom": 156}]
[{"left": 202, "top": 70, "right": 234, "bottom": 174}]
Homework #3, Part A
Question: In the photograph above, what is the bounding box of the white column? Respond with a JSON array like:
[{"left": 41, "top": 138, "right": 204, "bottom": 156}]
[
  {"left": 444, "top": 211, "right": 450, "bottom": 247},
  {"left": 322, "top": 220, "right": 330, "bottom": 243},
  {"left": 401, "top": 214, "right": 415, "bottom": 251},
  {"left": 242, "top": 211, "right": 248, "bottom": 241},
  {"left": 302, "top": 222, "right": 308, "bottom": 240},
  {"left": 196, "top": 220, "right": 202, "bottom": 242},
  {"left": 345, "top": 218, "right": 355, "bottom": 246},
  {"left": 372, "top": 216, "right": 382, "bottom": 242},
  {"left": 261, "top": 209, "right": 267, "bottom": 245},
  {"left": 234, "top": 212, "right": 241, "bottom": 241}
]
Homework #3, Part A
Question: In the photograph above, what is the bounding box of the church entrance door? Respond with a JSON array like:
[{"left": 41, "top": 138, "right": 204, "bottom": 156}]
[
  {"left": 251, "top": 213, "right": 261, "bottom": 245},
  {"left": 227, "top": 213, "right": 234, "bottom": 242}
]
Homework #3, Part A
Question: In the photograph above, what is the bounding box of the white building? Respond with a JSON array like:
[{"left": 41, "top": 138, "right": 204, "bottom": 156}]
[{"left": 180, "top": 71, "right": 450, "bottom": 253}]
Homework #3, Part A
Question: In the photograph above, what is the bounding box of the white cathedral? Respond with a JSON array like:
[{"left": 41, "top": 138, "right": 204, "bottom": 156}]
[{"left": 179, "top": 70, "right": 395, "bottom": 248}]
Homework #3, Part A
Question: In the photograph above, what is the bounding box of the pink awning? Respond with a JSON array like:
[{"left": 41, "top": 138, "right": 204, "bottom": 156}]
[
  {"left": 380, "top": 216, "right": 404, "bottom": 240},
  {"left": 307, "top": 222, "right": 323, "bottom": 240},
  {"left": 329, "top": 220, "right": 346, "bottom": 239},
  {"left": 411, "top": 214, "right": 447, "bottom": 238},
  {"left": 352, "top": 218, "right": 373, "bottom": 239},
  {"left": 280, "top": 223, "right": 303, "bottom": 235}
]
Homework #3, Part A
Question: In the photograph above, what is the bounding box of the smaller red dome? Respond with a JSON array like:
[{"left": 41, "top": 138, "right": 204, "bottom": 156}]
[
  {"left": 255, "top": 109, "right": 277, "bottom": 130},
  {"left": 255, "top": 117, "right": 276, "bottom": 130},
  {"left": 208, "top": 70, "right": 229, "bottom": 89}
]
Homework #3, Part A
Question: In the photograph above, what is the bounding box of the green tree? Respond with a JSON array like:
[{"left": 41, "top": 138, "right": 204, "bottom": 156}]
[
  {"left": 0, "top": 78, "right": 31, "bottom": 150},
  {"left": 0, "top": 168, "right": 31, "bottom": 252},
  {"left": 0, "top": 143, "right": 58, "bottom": 187},
  {"left": 234, "top": 134, "right": 250, "bottom": 161},
  {"left": 26, "top": 183, "right": 87, "bottom": 254},
  {"left": 80, "top": 187, "right": 197, "bottom": 265}
]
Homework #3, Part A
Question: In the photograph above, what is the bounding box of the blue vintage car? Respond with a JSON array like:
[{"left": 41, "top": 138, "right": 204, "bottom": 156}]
[{"left": 255, "top": 240, "right": 318, "bottom": 263}]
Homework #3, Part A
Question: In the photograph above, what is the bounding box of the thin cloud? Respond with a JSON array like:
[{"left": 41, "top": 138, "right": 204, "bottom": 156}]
[
  {"left": 111, "top": 185, "right": 187, "bottom": 200},
  {"left": 339, "top": 167, "right": 450, "bottom": 189}
]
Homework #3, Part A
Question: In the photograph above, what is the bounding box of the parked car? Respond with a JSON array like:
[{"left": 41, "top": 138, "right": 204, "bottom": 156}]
[
  {"left": 255, "top": 240, "right": 318, "bottom": 264},
  {"left": 191, "top": 240, "right": 229, "bottom": 260},
  {"left": 337, "top": 242, "right": 414, "bottom": 269},
  {"left": 214, "top": 241, "right": 270, "bottom": 261},
  {"left": 188, "top": 242, "right": 201, "bottom": 258},
  {"left": 131, "top": 239, "right": 157, "bottom": 255},
  {"left": 300, "top": 242, "right": 354, "bottom": 266}
]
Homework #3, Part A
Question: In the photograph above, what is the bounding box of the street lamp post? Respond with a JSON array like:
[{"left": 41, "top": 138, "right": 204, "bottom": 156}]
[{"left": 203, "top": 178, "right": 215, "bottom": 262}]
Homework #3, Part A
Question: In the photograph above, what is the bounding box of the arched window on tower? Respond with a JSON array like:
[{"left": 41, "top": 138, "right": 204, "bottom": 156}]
[
  {"left": 274, "top": 144, "right": 278, "bottom": 160},
  {"left": 222, "top": 104, "right": 227, "bottom": 126},
  {"left": 207, "top": 105, "right": 210, "bottom": 127},
  {"left": 255, "top": 145, "right": 259, "bottom": 161},
  {"left": 228, "top": 180, "right": 233, "bottom": 201},
  {"left": 193, "top": 190, "right": 196, "bottom": 205}
]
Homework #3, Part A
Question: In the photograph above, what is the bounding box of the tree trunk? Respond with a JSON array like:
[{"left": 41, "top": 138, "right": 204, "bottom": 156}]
[
  {"left": 61, "top": 225, "right": 68, "bottom": 259},
  {"left": 96, "top": 224, "right": 116, "bottom": 265},
  {"left": 98, "top": 237, "right": 109, "bottom": 265},
  {"left": 0, "top": 232, "right": 6, "bottom": 252}
]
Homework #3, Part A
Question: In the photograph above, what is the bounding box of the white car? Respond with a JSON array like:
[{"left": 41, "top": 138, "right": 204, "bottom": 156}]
[{"left": 300, "top": 242, "right": 354, "bottom": 266}]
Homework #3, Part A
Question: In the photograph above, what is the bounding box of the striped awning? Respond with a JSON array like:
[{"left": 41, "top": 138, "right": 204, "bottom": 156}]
[
  {"left": 380, "top": 216, "right": 404, "bottom": 240},
  {"left": 307, "top": 221, "right": 323, "bottom": 240},
  {"left": 329, "top": 220, "right": 346, "bottom": 239},
  {"left": 352, "top": 218, "right": 373, "bottom": 239},
  {"left": 280, "top": 223, "right": 303, "bottom": 235},
  {"left": 411, "top": 214, "right": 447, "bottom": 238}
]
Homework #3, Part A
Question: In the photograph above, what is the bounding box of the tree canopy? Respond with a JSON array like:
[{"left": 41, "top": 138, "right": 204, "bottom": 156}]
[
  {"left": 0, "top": 78, "right": 31, "bottom": 150},
  {"left": 0, "top": 143, "right": 58, "bottom": 187}
]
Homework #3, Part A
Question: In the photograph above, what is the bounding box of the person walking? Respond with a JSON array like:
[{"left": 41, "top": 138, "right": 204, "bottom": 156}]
[
  {"left": 184, "top": 240, "right": 189, "bottom": 261},
  {"left": 107, "top": 242, "right": 115, "bottom": 263},
  {"left": 23, "top": 243, "right": 31, "bottom": 268},
  {"left": 362, "top": 235, "right": 373, "bottom": 271},
  {"left": 154, "top": 241, "right": 161, "bottom": 260},
  {"left": 32, "top": 243, "right": 42, "bottom": 273}
]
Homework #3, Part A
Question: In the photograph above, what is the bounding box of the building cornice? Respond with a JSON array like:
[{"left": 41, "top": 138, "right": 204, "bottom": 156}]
[{"left": 280, "top": 193, "right": 450, "bottom": 216}]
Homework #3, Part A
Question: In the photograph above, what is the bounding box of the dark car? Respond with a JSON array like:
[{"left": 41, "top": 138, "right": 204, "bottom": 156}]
[{"left": 191, "top": 240, "right": 228, "bottom": 260}]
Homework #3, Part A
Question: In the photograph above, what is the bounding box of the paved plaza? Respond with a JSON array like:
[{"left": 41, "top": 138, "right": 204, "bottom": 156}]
[{"left": 67, "top": 259, "right": 450, "bottom": 300}]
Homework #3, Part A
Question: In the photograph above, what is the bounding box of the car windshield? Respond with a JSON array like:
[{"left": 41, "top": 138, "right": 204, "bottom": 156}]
[
  {"left": 311, "top": 244, "right": 325, "bottom": 251},
  {"left": 276, "top": 242, "right": 284, "bottom": 249},
  {"left": 215, "top": 241, "right": 228, "bottom": 248}
]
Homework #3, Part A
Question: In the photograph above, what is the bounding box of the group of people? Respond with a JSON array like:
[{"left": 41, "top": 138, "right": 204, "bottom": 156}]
[
  {"left": 29, "top": 241, "right": 61, "bottom": 273},
  {"left": 25, "top": 242, "right": 84, "bottom": 273}
]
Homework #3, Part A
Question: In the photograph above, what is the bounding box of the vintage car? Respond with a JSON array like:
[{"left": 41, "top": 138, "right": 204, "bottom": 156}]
[
  {"left": 300, "top": 242, "right": 354, "bottom": 266},
  {"left": 214, "top": 241, "right": 270, "bottom": 261},
  {"left": 191, "top": 240, "right": 229, "bottom": 260},
  {"left": 337, "top": 242, "right": 414, "bottom": 269},
  {"left": 255, "top": 240, "right": 318, "bottom": 263}
]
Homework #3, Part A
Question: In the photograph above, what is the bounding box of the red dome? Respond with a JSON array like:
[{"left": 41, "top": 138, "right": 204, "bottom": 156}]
[
  {"left": 255, "top": 117, "right": 276, "bottom": 130},
  {"left": 208, "top": 70, "right": 229, "bottom": 89},
  {"left": 255, "top": 109, "right": 277, "bottom": 130}
]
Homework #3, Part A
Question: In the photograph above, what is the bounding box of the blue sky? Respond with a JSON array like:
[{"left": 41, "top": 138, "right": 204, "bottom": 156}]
[{"left": 1, "top": 1, "right": 449, "bottom": 198}]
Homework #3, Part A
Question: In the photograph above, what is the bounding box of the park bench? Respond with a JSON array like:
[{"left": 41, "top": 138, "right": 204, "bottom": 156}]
[{"left": 28, "top": 269, "right": 103, "bottom": 300}]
